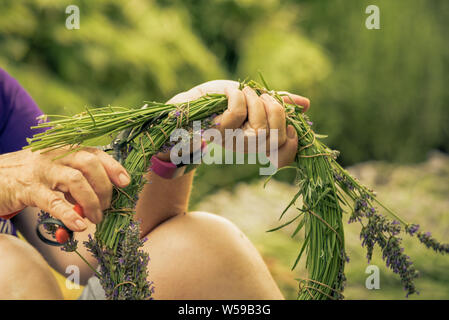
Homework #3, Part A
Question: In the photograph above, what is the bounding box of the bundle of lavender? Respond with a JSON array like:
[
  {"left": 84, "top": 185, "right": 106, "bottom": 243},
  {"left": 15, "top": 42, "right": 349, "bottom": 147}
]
[{"left": 28, "top": 79, "right": 448, "bottom": 300}]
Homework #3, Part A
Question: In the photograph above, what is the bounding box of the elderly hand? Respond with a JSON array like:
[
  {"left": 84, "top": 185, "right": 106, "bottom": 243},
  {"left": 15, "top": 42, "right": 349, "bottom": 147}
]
[{"left": 0, "top": 147, "right": 130, "bottom": 231}]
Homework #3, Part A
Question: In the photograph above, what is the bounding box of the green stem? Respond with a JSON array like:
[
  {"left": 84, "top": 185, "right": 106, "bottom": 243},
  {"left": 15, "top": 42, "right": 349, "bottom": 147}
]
[
  {"left": 371, "top": 197, "right": 408, "bottom": 226},
  {"left": 74, "top": 250, "right": 102, "bottom": 278}
]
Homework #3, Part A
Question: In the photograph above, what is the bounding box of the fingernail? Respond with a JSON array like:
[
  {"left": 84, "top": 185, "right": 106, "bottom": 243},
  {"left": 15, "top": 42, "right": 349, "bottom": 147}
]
[
  {"left": 261, "top": 94, "right": 269, "bottom": 101},
  {"left": 118, "top": 172, "right": 130, "bottom": 186},
  {"left": 242, "top": 86, "right": 252, "bottom": 94},
  {"left": 75, "top": 219, "right": 87, "bottom": 230},
  {"left": 287, "top": 126, "right": 296, "bottom": 138}
]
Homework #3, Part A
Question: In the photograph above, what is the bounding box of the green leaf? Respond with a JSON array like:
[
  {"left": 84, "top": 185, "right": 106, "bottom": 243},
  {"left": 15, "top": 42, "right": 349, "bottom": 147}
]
[
  {"left": 258, "top": 71, "right": 271, "bottom": 91},
  {"left": 292, "top": 232, "right": 310, "bottom": 271},
  {"left": 310, "top": 187, "right": 332, "bottom": 209},
  {"left": 280, "top": 189, "right": 302, "bottom": 220},
  {"left": 291, "top": 216, "right": 307, "bottom": 238},
  {"left": 266, "top": 212, "right": 304, "bottom": 233},
  {"left": 263, "top": 165, "right": 299, "bottom": 188}
]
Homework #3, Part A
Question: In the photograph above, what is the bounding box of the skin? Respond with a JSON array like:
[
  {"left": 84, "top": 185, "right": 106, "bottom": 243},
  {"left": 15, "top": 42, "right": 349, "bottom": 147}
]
[
  {"left": 0, "top": 146, "right": 131, "bottom": 231},
  {"left": 0, "top": 80, "right": 310, "bottom": 299}
]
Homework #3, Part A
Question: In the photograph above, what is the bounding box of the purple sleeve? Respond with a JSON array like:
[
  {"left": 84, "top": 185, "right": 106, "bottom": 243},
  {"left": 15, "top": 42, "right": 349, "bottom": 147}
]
[{"left": 0, "top": 67, "right": 45, "bottom": 154}]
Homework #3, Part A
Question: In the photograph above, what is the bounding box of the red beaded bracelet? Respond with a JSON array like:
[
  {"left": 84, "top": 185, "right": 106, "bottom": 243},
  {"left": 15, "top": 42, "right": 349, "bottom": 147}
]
[
  {"left": 1, "top": 210, "right": 21, "bottom": 220},
  {"left": 150, "top": 140, "right": 207, "bottom": 179}
]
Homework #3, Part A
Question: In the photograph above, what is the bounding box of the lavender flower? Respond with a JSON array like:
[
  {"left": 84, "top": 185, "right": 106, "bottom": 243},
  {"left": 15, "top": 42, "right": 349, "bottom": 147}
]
[
  {"left": 333, "top": 250, "right": 349, "bottom": 299},
  {"left": 359, "top": 212, "right": 418, "bottom": 296},
  {"left": 333, "top": 172, "right": 343, "bottom": 181},
  {"left": 346, "top": 192, "right": 422, "bottom": 297},
  {"left": 381, "top": 236, "right": 419, "bottom": 297},
  {"left": 406, "top": 224, "right": 420, "bottom": 236},
  {"left": 37, "top": 210, "right": 57, "bottom": 234},
  {"left": 415, "top": 231, "right": 449, "bottom": 254},
  {"left": 84, "top": 218, "right": 154, "bottom": 300},
  {"left": 61, "top": 238, "right": 78, "bottom": 252}
]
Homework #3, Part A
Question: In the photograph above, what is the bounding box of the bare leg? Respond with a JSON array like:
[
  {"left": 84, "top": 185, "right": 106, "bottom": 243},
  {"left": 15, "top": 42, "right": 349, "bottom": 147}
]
[
  {"left": 142, "top": 211, "right": 283, "bottom": 300},
  {"left": 0, "top": 234, "right": 63, "bottom": 299},
  {"left": 11, "top": 210, "right": 283, "bottom": 300}
]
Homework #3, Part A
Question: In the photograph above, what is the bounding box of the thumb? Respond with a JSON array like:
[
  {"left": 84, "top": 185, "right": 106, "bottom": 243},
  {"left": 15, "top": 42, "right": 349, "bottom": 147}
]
[{"left": 276, "top": 125, "right": 298, "bottom": 168}]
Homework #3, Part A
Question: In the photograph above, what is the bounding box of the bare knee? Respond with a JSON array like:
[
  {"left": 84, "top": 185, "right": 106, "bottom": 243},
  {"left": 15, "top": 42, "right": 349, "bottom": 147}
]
[
  {"left": 0, "top": 234, "right": 62, "bottom": 299},
  {"left": 143, "top": 211, "right": 283, "bottom": 299}
]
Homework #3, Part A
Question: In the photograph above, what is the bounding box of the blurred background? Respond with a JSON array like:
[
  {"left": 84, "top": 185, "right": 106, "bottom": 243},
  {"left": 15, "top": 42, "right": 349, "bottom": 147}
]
[{"left": 1, "top": 0, "right": 448, "bottom": 299}]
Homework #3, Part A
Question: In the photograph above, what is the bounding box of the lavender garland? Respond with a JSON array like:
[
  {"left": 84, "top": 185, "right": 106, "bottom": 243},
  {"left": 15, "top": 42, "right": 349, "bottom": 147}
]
[{"left": 30, "top": 78, "right": 449, "bottom": 300}]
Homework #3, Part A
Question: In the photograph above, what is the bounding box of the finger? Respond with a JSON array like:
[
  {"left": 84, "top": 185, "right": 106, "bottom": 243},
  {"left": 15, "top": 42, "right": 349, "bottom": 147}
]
[
  {"left": 214, "top": 87, "right": 247, "bottom": 131},
  {"left": 83, "top": 147, "right": 131, "bottom": 188},
  {"left": 166, "top": 91, "right": 198, "bottom": 104},
  {"left": 276, "top": 125, "right": 298, "bottom": 168},
  {"left": 167, "top": 80, "right": 240, "bottom": 103},
  {"left": 242, "top": 86, "right": 267, "bottom": 131},
  {"left": 41, "top": 165, "right": 102, "bottom": 224},
  {"left": 57, "top": 150, "right": 112, "bottom": 210},
  {"left": 260, "top": 94, "right": 287, "bottom": 149},
  {"left": 64, "top": 193, "right": 76, "bottom": 205},
  {"left": 192, "top": 80, "right": 239, "bottom": 95},
  {"left": 279, "top": 91, "right": 311, "bottom": 112},
  {"left": 32, "top": 187, "right": 87, "bottom": 232}
]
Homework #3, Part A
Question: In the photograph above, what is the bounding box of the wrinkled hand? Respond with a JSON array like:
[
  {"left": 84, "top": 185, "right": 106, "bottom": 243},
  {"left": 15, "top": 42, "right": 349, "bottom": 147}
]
[
  {"left": 160, "top": 80, "right": 310, "bottom": 168},
  {"left": 0, "top": 147, "right": 130, "bottom": 231}
]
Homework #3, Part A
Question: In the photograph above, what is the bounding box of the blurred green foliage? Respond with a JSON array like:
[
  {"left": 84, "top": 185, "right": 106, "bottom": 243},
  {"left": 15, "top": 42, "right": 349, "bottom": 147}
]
[
  {"left": 1, "top": 0, "right": 447, "bottom": 208},
  {"left": 1, "top": 0, "right": 448, "bottom": 300},
  {"left": 0, "top": 0, "right": 224, "bottom": 114},
  {"left": 1, "top": 0, "right": 447, "bottom": 165},
  {"left": 298, "top": 0, "right": 449, "bottom": 164}
]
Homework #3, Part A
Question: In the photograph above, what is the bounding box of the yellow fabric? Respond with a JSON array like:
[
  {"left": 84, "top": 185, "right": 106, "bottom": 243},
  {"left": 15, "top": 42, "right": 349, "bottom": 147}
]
[{"left": 51, "top": 268, "right": 84, "bottom": 300}]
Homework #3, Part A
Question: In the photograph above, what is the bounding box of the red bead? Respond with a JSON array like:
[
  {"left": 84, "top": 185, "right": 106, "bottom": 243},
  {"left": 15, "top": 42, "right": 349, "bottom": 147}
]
[
  {"left": 73, "top": 203, "right": 85, "bottom": 218},
  {"left": 55, "top": 227, "right": 70, "bottom": 244}
]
